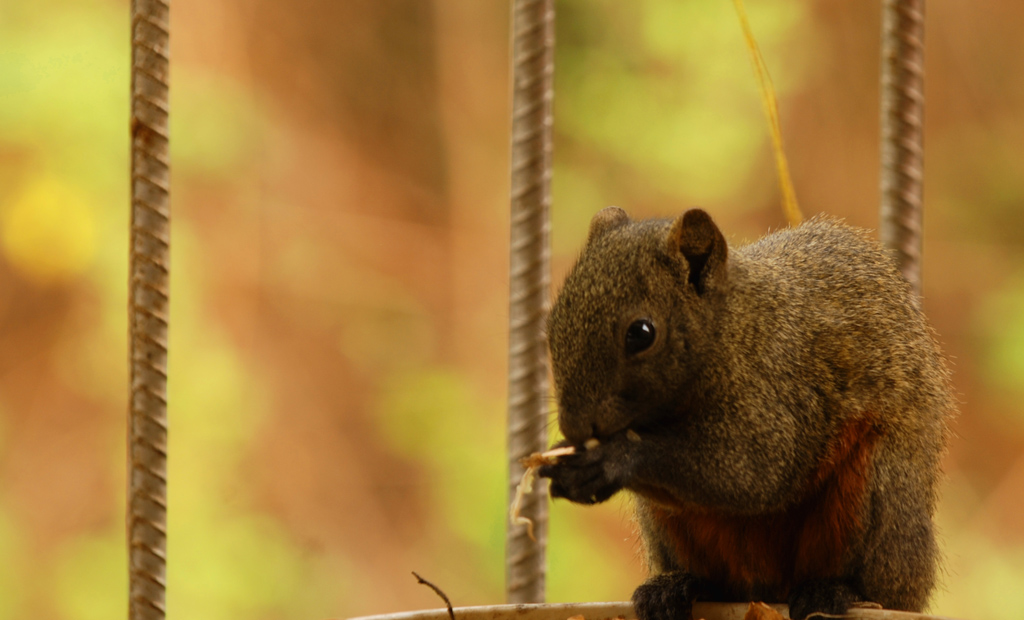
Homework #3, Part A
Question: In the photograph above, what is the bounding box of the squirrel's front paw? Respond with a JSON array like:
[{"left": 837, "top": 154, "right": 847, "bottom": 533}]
[
  {"left": 632, "top": 572, "right": 704, "bottom": 620},
  {"left": 537, "top": 441, "right": 624, "bottom": 505}
]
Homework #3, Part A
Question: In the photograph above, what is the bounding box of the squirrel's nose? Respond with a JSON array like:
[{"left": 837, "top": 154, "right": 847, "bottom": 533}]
[
  {"left": 595, "top": 418, "right": 632, "bottom": 441},
  {"left": 559, "top": 402, "right": 631, "bottom": 446},
  {"left": 557, "top": 413, "right": 595, "bottom": 447}
]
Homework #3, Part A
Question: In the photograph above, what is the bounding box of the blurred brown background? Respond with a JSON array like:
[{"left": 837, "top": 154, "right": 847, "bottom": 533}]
[{"left": 0, "top": 1, "right": 1022, "bottom": 619}]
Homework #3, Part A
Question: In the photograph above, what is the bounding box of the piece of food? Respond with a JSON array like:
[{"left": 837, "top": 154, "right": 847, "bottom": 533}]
[
  {"left": 743, "top": 602, "right": 786, "bottom": 620},
  {"left": 510, "top": 446, "right": 578, "bottom": 540},
  {"left": 520, "top": 445, "right": 577, "bottom": 470}
]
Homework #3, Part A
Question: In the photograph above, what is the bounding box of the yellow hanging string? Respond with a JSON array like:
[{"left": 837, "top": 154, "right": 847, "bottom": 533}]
[{"left": 732, "top": 0, "right": 803, "bottom": 226}]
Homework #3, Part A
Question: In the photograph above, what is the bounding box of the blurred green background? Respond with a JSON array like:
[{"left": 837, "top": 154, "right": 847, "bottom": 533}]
[{"left": 0, "top": 0, "right": 1021, "bottom": 618}]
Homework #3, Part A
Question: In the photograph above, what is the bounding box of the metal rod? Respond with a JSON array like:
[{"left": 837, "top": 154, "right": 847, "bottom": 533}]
[
  {"left": 880, "top": 0, "right": 925, "bottom": 295},
  {"left": 506, "top": 0, "right": 554, "bottom": 605},
  {"left": 129, "top": 1, "right": 170, "bottom": 619}
]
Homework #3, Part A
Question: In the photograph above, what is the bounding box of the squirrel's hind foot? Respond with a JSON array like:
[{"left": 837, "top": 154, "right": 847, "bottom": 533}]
[
  {"left": 632, "top": 571, "right": 705, "bottom": 620},
  {"left": 787, "top": 578, "right": 861, "bottom": 620}
]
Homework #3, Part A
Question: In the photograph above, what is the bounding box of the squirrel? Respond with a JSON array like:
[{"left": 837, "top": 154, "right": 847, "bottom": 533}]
[{"left": 538, "top": 207, "right": 953, "bottom": 620}]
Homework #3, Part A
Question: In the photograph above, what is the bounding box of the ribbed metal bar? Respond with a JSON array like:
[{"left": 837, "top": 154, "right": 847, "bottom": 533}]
[
  {"left": 506, "top": 0, "right": 554, "bottom": 605},
  {"left": 880, "top": 0, "right": 924, "bottom": 295},
  {"left": 129, "top": 1, "right": 170, "bottom": 619}
]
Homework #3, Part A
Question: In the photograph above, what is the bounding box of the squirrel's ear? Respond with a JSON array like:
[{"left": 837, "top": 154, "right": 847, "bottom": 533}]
[
  {"left": 667, "top": 209, "right": 728, "bottom": 294},
  {"left": 586, "top": 206, "right": 630, "bottom": 244}
]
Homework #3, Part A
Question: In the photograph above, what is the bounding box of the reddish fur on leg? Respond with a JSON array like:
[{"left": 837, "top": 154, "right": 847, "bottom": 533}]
[{"left": 646, "top": 417, "right": 881, "bottom": 599}]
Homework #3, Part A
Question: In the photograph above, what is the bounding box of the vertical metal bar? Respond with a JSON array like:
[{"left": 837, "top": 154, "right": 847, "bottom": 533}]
[
  {"left": 129, "top": 1, "right": 170, "bottom": 619},
  {"left": 506, "top": 0, "right": 554, "bottom": 605},
  {"left": 880, "top": 0, "right": 925, "bottom": 295}
]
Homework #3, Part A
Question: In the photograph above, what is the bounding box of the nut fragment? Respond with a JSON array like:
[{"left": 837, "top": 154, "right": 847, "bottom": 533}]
[
  {"left": 520, "top": 445, "right": 576, "bottom": 469},
  {"left": 743, "top": 602, "right": 785, "bottom": 620},
  {"left": 626, "top": 429, "right": 641, "bottom": 443},
  {"left": 584, "top": 437, "right": 600, "bottom": 450},
  {"left": 510, "top": 446, "right": 577, "bottom": 540}
]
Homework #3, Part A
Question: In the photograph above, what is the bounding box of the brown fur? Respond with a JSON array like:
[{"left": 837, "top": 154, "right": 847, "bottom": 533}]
[
  {"left": 645, "top": 416, "right": 880, "bottom": 597},
  {"left": 542, "top": 208, "right": 953, "bottom": 618}
]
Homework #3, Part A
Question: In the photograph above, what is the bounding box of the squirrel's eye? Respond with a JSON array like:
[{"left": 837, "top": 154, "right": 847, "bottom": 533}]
[{"left": 625, "top": 319, "right": 656, "bottom": 355}]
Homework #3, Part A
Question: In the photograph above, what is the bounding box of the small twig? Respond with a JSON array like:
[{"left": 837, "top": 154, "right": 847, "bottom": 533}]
[{"left": 412, "top": 572, "right": 455, "bottom": 620}]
